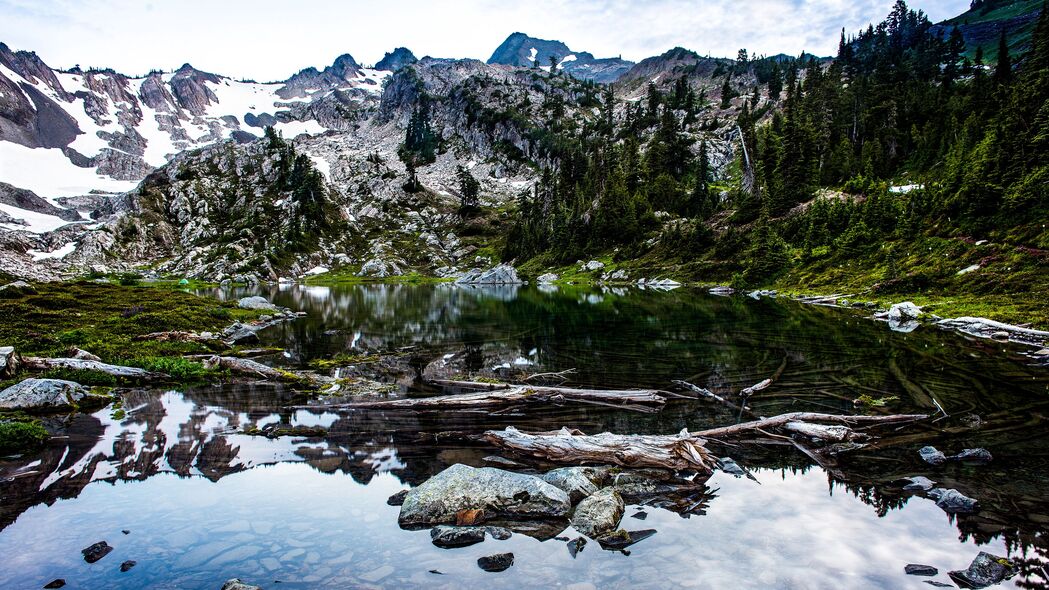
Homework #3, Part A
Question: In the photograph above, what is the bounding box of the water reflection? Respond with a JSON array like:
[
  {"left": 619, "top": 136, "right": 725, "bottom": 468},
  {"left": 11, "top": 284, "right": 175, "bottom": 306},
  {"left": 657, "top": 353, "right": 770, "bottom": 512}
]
[{"left": 1, "top": 284, "right": 1047, "bottom": 588}]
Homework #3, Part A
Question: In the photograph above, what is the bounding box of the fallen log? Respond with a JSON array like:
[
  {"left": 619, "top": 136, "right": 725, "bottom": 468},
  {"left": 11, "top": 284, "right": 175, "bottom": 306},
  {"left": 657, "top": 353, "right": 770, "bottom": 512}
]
[
  {"left": 481, "top": 412, "right": 928, "bottom": 472},
  {"left": 482, "top": 426, "right": 715, "bottom": 472},
  {"left": 22, "top": 357, "right": 168, "bottom": 381},
  {"left": 201, "top": 356, "right": 303, "bottom": 382},
  {"left": 306, "top": 385, "right": 668, "bottom": 413},
  {"left": 134, "top": 331, "right": 220, "bottom": 344}
]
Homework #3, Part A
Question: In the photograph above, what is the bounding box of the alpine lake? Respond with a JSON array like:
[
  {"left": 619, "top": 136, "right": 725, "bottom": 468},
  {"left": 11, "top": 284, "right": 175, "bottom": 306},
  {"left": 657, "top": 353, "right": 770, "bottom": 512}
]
[{"left": 1, "top": 282, "right": 1047, "bottom": 589}]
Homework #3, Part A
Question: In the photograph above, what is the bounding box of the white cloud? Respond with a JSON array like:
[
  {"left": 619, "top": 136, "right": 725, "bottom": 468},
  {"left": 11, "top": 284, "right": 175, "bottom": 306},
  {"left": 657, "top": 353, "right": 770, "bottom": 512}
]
[{"left": 0, "top": 0, "right": 972, "bottom": 80}]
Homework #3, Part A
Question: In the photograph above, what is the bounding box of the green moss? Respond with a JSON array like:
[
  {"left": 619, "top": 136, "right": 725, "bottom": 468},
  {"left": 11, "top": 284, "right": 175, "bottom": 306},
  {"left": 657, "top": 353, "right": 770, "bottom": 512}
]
[
  {"left": 309, "top": 353, "right": 382, "bottom": 369},
  {"left": 0, "top": 418, "right": 49, "bottom": 455}
]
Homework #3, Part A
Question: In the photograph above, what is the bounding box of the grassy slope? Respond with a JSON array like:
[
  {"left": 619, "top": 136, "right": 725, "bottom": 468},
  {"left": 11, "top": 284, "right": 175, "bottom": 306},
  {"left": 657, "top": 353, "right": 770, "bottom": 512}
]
[{"left": 942, "top": 0, "right": 1043, "bottom": 61}]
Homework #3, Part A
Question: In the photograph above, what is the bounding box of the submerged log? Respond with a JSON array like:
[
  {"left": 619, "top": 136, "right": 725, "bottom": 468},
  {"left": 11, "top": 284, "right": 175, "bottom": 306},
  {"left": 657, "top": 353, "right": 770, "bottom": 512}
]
[
  {"left": 482, "top": 426, "right": 715, "bottom": 473},
  {"left": 309, "top": 385, "right": 668, "bottom": 413},
  {"left": 695, "top": 412, "right": 928, "bottom": 439},
  {"left": 22, "top": 357, "right": 167, "bottom": 381}
]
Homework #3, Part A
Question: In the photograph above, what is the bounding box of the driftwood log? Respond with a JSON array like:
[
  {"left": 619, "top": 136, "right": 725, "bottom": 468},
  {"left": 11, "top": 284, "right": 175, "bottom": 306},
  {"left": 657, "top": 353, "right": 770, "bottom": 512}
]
[
  {"left": 481, "top": 412, "right": 928, "bottom": 472},
  {"left": 201, "top": 356, "right": 302, "bottom": 382},
  {"left": 307, "top": 384, "right": 670, "bottom": 413},
  {"left": 22, "top": 357, "right": 168, "bottom": 381},
  {"left": 482, "top": 426, "right": 716, "bottom": 472}
]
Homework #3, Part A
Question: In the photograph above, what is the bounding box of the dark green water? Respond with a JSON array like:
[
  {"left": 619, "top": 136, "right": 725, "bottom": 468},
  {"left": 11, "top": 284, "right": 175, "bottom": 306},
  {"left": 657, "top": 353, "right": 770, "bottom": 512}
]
[{"left": 1, "top": 283, "right": 1047, "bottom": 589}]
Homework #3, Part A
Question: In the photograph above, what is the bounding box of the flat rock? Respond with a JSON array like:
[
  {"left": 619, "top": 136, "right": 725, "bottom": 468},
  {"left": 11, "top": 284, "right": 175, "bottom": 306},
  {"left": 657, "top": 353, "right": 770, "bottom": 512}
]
[
  {"left": 477, "top": 552, "right": 514, "bottom": 572},
  {"left": 82, "top": 541, "right": 113, "bottom": 563},
  {"left": 919, "top": 446, "right": 947, "bottom": 466},
  {"left": 901, "top": 476, "right": 936, "bottom": 491},
  {"left": 398, "top": 464, "right": 571, "bottom": 527},
  {"left": 43, "top": 580, "right": 65, "bottom": 589},
  {"left": 948, "top": 552, "right": 1016, "bottom": 588},
  {"left": 543, "top": 467, "right": 600, "bottom": 503},
  {"left": 237, "top": 296, "right": 276, "bottom": 310},
  {"left": 905, "top": 564, "right": 938, "bottom": 576},
  {"left": 571, "top": 488, "right": 624, "bottom": 539},
  {"left": 596, "top": 528, "right": 657, "bottom": 550},
  {"left": 430, "top": 525, "right": 486, "bottom": 548},
  {"left": 928, "top": 488, "right": 979, "bottom": 514},
  {"left": 0, "top": 378, "right": 97, "bottom": 412}
]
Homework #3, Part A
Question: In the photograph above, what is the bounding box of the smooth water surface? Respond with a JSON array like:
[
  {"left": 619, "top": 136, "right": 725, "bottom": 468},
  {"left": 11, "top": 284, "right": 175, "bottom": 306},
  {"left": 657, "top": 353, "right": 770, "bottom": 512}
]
[{"left": 1, "top": 284, "right": 1047, "bottom": 589}]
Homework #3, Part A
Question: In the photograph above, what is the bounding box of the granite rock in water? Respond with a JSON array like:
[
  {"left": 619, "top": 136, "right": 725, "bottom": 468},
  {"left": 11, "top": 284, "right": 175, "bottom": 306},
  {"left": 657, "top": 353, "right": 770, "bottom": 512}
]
[
  {"left": 571, "top": 488, "right": 624, "bottom": 539},
  {"left": 119, "top": 560, "right": 137, "bottom": 572},
  {"left": 901, "top": 476, "right": 936, "bottom": 492},
  {"left": 222, "top": 580, "right": 263, "bottom": 590},
  {"left": 596, "top": 528, "right": 658, "bottom": 550},
  {"left": 948, "top": 552, "right": 1016, "bottom": 588},
  {"left": 905, "top": 564, "right": 938, "bottom": 576},
  {"left": 81, "top": 541, "right": 113, "bottom": 563},
  {"left": 430, "top": 525, "right": 487, "bottom": 548},
  {"left": 477, "top": 552, "right": 514, "bottom": 572},
  {"left": 455, "top": 264, "right": 522, "bottom": 285},
  {"left": 237, "top": 296, "right": 277, "bottom": 311},
  {"left": 398, "top": 464, "right": 571, "bottom": 527},
  {"left": 919, "top": 446, "right": 947, "bottom": 466},
  {"left": 543, "top": 467, "right": 600, "bottom": 503},
  {"left": 928, "top": 488, "right": 979, "bottom": 514},
  {"left": 387, "top": 490, "right": 409, "bottom": 506},
  {"left": 950, "top": 448, "right": 993, "bottom": 463}
]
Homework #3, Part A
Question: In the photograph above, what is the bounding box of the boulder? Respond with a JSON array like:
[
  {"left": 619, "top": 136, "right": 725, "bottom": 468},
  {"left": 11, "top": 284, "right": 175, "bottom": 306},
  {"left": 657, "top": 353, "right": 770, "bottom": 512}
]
[
  {"left": 928, "top": 488, "right": 979, "bottom": 514},
  {"left": 571, "top": 488, "right": 624, "bottom": 539},
  {"left": 904, "top": 564, "right": 938, "bottom": 576},
  {"left": 888, "top": 302, "right": 923, "bottom": 322},
  {"left": 222, "top": 323, "right": 260, "bottom": 345},
  {"left": 81, "top": 541, "right": 112, "bottom": 563},
  {"left": 919, "top": 446, "right": 946, "bottom": 466},
  {"left": 542, "top": 467, "right": 600, "bottom": 503},
  {"left": 430, "top": 525, "right": 486, "bottom": 548},
  {"left": 950, "top": 448, "right": 993, "bottom": 463},
  {"left": 455, "top": 264, "right": 523, "bottom": 285},
  {"left": 948, "top": 552, "right": 1016, "bottom": 588},
  {"left": 595, "top": 528, "right": 657, "bottom": 550},
  {"left": 398, "top": 464, "right": 571, "bottom": 527},
  {"left": 222, "top": 580, "right": 263, "bottom": 590},
  {"left": 536, "top": 273, "right": 559, "bottom": 284},
  {"left": 0, "top": 378, "right": 100, "bottom": 412},
  {"left": 0, "top": 346, "right": 20, "bottom": 379},
  {"left": 477, "top": 553, "right": 514, "bottom": 572},
  {"left": 237, "top": 296, "right": 276, "bottom": 311},
  {"left": 901, "top": 476, "right": 936, "bottom": 492},
  {"left": 582, "top": 260, "right": 605, "bottom": 272},
  {"left": 69, "top": 347, "right": 102, "bottom": 362}
]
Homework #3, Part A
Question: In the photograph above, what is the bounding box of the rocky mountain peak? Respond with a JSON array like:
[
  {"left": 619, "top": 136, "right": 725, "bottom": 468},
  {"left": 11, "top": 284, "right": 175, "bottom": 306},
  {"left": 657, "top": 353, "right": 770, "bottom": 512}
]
[
  {"left": 376, "top": 47, "right": 418, "bottom": 72},
  {"left": 487, "top": 32, "right": 634, "bottom": 83}
]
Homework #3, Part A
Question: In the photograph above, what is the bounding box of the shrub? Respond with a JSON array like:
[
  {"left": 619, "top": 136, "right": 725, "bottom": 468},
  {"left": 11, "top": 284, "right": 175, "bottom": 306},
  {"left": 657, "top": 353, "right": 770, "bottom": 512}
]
[{"left": 0, "top": 419, "right": 49, "bottom": 455}]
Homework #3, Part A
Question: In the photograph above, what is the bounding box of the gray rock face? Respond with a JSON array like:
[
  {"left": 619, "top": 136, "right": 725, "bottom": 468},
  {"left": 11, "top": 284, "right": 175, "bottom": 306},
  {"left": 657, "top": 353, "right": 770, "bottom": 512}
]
[
  {"left": 919, "top": 446, "right": 947, "bottom": 466},
  {"left": 430, "top": 525, "right": 487, "bottom": 548},
  {"left": 543, "top": 467, "right": 600, "bottom": 503},
  {"left": 948, "top": 552, "right": 1016, "bottom": 588},
  {"left": 487, "top": 33, "right": 634, "bottom": 83},
  {"left": 0, "top": 182, "right": 80, "bottom": 221},
  {"left": 222, "top": 580, "right": 263, "bottom": 590},
  {"left": 455, "top": 264, "right": 522, "bottom": 285},
  {"left": 398, "top": 464, "right": 571, "bottom": 527},
  {"left": 376, "top": 48, "right": 418, "bottom": 72},
  {"left": 0, "top": 378, "right": 95, "bottom": 412},
  {"left": 928, "top": 488, "right": 979, "bottom": 514},
  {"left": 237, "top": 296, "right": 277, "bottom": 311},
  {"left": 570, "top": 488, "right": 624, "bottom": 539}
]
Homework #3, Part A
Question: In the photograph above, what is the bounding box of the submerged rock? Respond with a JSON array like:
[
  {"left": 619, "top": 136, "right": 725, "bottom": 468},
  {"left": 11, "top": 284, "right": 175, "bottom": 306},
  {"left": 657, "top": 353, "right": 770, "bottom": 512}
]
[
  {"left": 543, "top": 467, "right": 600, "bottom": 503},
  {"left": 950, "top": 448, "right": 993, "bottom": 463},
  {"left": 928, "top": 488, "right": 979, "bottom": 514},
  {"left": 81, "top": 541, "right": 113, "bottom": 563},
  {"left": 398, "top": 464, "right": 571, "bottom": 527},
  {"left": 905, "top": 564, "right": 938, "bottom": 576},
  {"left": 901, "top": 476, "right": 936, "bottom": 492},
  {"left": 477, "top": 552, "right": 514, "bottom": 572},
  {"left": 0, "top": 378, "right": 99, "bottom": 412},
  {"left": 237, "top": 296, "right": 276, "bottom": 311},
  {"left": 567, "top": 536, "right": 587, "bottom": 558},
  {"left": 948, "top": 552, "right": 1016, "bottom": 588},
  {"left": 919, "top": 446, "right": 947, "bottom": 466},
  {"left": 571, "top": 488, "right": 624, "bottom": 539},
  {"left": 119, "top": 560, "right": 137, "bottom": 572},
  {"left": 430, "top": 525, "right": 487, "bottom": 548},
  {"left": 43, "top": 580, "right": 65, "bottom": 589}
]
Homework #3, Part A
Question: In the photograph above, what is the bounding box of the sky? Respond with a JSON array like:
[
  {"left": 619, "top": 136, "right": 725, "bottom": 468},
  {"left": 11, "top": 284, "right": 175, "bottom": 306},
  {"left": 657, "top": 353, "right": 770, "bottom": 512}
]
[{"left": 1, "top": 0, "right": 972, "bottom": 81}]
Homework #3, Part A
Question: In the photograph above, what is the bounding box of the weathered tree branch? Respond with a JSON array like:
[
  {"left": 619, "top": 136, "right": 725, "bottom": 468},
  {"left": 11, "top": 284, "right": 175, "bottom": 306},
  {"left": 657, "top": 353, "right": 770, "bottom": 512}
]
[
  {"left": 22, "top": 357, "right": 167, "bottom": 381},
  {"left": 307, "top": 385, "right": 669, "bottom": 413}
]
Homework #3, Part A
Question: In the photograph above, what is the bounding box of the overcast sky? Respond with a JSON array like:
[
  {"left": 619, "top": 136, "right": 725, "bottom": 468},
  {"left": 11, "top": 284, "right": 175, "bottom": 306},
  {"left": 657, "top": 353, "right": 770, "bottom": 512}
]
[{"left": 1, "top": 0, "right": 971, "bottom": 81}]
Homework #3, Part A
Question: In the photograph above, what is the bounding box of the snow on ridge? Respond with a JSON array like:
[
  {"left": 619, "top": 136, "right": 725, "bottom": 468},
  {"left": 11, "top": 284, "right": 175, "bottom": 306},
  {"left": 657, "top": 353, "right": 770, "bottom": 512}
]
[
  {"left": 28, "top": 241, "right": 78, "bottom": 261},
  {"left": 527, "top": 47, "right": 538, "bottom": 62}
]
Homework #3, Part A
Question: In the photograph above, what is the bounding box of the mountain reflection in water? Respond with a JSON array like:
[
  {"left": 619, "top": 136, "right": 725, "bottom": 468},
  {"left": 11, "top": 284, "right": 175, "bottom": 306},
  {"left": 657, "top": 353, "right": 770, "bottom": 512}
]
[{"left": 1, "top": 283, "right": 1047, "bottom": 589}]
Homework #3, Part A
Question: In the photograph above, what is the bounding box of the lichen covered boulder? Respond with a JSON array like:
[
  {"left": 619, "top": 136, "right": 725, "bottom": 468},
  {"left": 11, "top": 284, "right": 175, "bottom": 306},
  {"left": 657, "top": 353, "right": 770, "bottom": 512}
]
[
  {"left": 570, "top": 487, "right": 624, "bottom": 539},
  {"left": 0, "top": 378, "right": 104, "bottom": 412},
  {"left": 398, "top": 464, "right": 571, "bottom": 527}
]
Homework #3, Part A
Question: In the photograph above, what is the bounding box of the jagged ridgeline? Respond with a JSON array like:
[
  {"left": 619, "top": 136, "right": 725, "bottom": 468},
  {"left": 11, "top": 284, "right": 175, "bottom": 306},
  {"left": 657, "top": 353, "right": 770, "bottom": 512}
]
[{"left": 111, "top": 128, "right": 348, "bottom": 280}]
